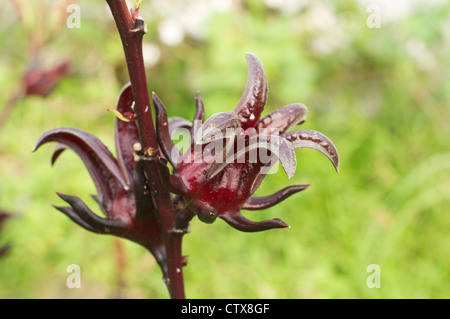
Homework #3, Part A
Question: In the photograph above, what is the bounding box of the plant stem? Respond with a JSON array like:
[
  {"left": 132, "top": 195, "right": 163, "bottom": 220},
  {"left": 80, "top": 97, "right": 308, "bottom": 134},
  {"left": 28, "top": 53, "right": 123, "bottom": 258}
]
[{"left": 106, "top": 0, "right": 186, "bottom": 299}]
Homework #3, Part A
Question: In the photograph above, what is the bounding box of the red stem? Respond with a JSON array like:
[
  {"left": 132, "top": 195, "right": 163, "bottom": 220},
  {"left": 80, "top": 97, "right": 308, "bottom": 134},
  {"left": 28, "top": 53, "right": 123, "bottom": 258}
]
[{"left": 106, "top": 0, "right": 185, "bottom": 299}]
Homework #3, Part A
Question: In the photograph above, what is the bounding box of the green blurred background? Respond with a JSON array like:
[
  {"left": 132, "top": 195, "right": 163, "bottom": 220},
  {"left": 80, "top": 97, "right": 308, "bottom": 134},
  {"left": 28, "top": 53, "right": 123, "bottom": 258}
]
[{"left": 0, "top": 0, "right": 449, "bottom": 298}]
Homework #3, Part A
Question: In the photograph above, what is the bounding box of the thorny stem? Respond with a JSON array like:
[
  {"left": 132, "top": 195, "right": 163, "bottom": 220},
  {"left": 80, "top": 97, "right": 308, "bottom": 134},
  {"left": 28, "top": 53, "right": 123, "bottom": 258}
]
[{"left": 106, "top": 0, "right": 186, "bottom": 299}]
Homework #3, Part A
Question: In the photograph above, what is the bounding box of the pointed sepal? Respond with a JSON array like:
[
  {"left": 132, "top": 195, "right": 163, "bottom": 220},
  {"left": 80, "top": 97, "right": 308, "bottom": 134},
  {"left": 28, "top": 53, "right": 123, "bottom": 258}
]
[
  {"left": 219, "top": 211, "right": 289, "bottom": 232},
  {"left": 256, "top": 103, "right": 308, "bottom": 134},
  {"left": 55, "top": 193, "right": 125, "bottom": 234},
  {"left": 153, "top": 92, "right": 181, "bottom": 167},
  {"left": 283, "top": 129, "right": 340, "bottom": 172},
  {"left": 114, "top": 83, "right": 140, "bottom": 186},
  {"left": 242, "top": 184, "right": 310, "bottom": 210},
  {"left": 234, "top": 53, "right": 268, "bottom": 129}
]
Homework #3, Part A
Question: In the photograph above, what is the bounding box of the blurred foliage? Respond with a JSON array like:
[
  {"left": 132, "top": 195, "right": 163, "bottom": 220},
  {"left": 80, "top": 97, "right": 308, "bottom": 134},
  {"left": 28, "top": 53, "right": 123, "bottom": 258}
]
[{"left": 0, "top": 0, "right": 449, "bottom": 298}]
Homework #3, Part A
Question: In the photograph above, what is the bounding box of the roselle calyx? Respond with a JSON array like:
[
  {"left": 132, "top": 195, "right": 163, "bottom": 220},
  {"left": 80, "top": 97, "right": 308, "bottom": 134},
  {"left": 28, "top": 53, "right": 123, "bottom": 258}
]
[{"left": 153, "top": 53, "right": 340, "bottom": 232}]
